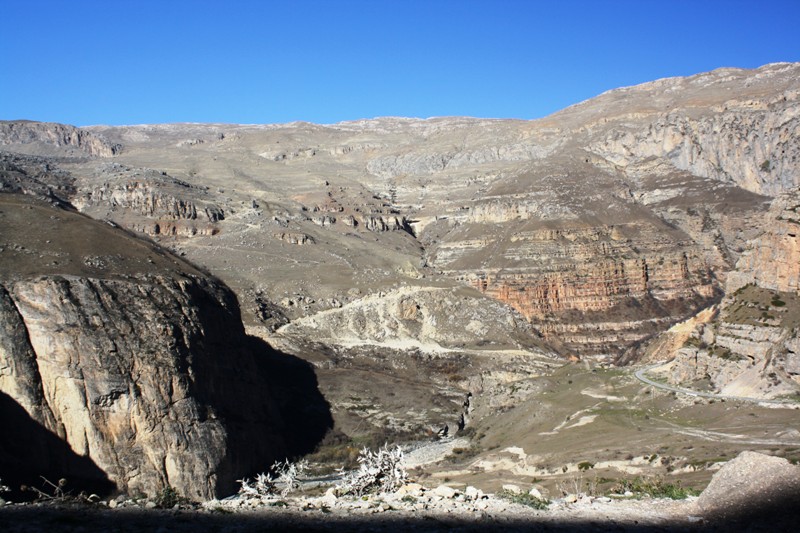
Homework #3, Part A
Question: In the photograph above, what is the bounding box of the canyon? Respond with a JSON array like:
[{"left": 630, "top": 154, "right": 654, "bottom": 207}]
[{"left": 1, "top": 62, "right": 799, "bottom": 504}]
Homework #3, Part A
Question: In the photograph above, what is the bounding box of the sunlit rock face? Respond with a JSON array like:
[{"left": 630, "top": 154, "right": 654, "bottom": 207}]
[{"left": 0, "top": 193, "right": 300, "bottom": 500}]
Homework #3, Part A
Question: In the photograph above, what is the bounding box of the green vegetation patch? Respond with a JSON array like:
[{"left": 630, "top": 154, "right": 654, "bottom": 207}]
[
  {"left": 612, "top": 476, "right": 699, "bottom": 500},
  {"left": 496, "top": 489, "right": 550, "bottom": 509}
]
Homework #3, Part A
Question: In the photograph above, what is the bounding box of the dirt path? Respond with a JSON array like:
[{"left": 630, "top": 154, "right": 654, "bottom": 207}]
[{"left": 633, "top": 365, "right": 797, "bottom": 406}]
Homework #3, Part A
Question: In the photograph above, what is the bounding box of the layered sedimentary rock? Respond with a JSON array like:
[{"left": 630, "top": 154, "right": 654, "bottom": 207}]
[
  {"left": 71, "top": 164, "right": 225, "bottom": 238},
  {"left": 727, "top": 189, "right": 800, "bottom": 293},
  {"left": 651, "top": 190, "right": 800, "bottom": 398},
  {"left": 422, "top": 162, "right": 720, "bottom": 358},
  {"left": 2, "top": 64, "right": 799, "bottom": 368}
]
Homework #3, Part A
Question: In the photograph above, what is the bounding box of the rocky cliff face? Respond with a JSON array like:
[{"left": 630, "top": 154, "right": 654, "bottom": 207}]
[
  {"left": 649, "top": 190, "right": 800, "bottom": 398},
  {"left": 0, "top": 275, "right": 261, "bottom": 499},
  {"left": 727, "top": 189, "right": 800, "bottom": 293},
  {"left": 556, "top": 63, "right": 800, "bottom": 196},
  {"left": 419, "top": 156, "right": 720, "bottom": 358},
  {"left": 587, "top": 101, "right": 800, "bottom": 196},
  {"left": 0, "top": 121, "right": 120, "bottom": 157},
  {"left": 72, "top": 164, "right": 226, "bottom": 238},
  {"left": 0, "top": 192, "right": 330, "bottom": 499}
]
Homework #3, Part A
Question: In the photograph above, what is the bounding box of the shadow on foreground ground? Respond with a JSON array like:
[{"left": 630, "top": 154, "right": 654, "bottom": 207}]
[
  {"left": 1, "top": 502, "right": 799, "bottom": 533},
  {"left": 0, "top": 392, "right": 115, "bottom": 501}
]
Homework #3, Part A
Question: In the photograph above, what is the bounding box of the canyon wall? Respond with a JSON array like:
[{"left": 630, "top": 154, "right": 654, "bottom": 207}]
[{"left": 0, "top": 192, "right": 330, "bottom": 499}]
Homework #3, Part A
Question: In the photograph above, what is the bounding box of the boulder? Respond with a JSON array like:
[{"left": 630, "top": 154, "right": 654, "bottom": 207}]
[{"left": 695, "top": 451, "right": 800, "bottom": 525}]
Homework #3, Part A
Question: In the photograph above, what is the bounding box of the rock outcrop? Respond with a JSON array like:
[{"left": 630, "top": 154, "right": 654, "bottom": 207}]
[
  {"left": 72, "top": 165, "right": 225, "bottom": 238},
  {"left": 0, "top": 121, "right": 120, "bottom": 157},
  {"left": 695, "top": 451, "right": 800, "bottom": 523},
  {"left": 649, "top": 190, "right": 800, "bottom": 397},
  {"left": 727, "top": 188, "right": 800, "bottom": 293},
  {"left": 0, "top": 193, "right": 330, "bottom": 499},
  {"left": 279, "top": 285, "right": 543, "bottom": 355},
  {"left": 0, "top": 151, "right": 76, "bottom": 201}
]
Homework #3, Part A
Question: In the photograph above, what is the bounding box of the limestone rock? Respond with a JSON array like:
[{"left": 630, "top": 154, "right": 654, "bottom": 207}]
[
  {"left": 0, "top": 274, "right": 293, "bottom": 500},
  {"left": 0, "top": 194, "right": 331, "bottom": 500},
  {"left": 727, "top": 188, "right": 800, "bottom": 294},
  {"left": 278, "top": 285, "right": 542, "bottom": 354},
  {"left": 0, "top": 120, "right": 120, "bottom": 157},
  {"left": 433, "top": 485, "right": 457, "bottom": 499},
  {"left": 695, "top": 451, "right": 800, "bottom": 521}
]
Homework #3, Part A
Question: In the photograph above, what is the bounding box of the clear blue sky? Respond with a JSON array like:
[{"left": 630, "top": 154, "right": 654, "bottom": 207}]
[{"left": 2, "top": 0, "right": 799, "bottom": 126}]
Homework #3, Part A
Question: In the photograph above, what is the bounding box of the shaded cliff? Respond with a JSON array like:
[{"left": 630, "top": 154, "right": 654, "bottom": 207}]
[{"left": 0, "top": 193, "right": 331, "bottom": 499}]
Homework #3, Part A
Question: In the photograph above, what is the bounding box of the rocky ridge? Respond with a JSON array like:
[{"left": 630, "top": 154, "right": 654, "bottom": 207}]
[{"left": 0, "top": 121, "right": 119, "bottom": 158}]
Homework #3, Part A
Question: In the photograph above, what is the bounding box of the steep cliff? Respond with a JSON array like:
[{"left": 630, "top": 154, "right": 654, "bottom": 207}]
[
  {"left": 0, "top": 121, "right": 120, "bottom": 157},
  {"left": 0, "top": 193, "right": 330, "bottom": 499},
  {"left": 420, "top": 155, "right": 720, "bottom": 359},
  {"left": 647, "top": 189, "right": 800, "bottom": 398},
  {"left": 72, "top": 163, "right": 226, "bottom": 238},
  {"left": 727, "top": 189, "right": 800, "bottom": 293}
]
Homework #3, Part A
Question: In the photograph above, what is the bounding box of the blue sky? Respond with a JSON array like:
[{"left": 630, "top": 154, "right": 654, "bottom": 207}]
[{"left": 2, "top": 0, "right": 799, "bottom": 126}]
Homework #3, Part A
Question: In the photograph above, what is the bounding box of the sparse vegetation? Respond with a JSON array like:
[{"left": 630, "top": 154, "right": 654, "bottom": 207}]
[
  {"left": 496, "top": 489, "right": 549, "bottom": 509},
  {"left": 273, "top": 459, "right": 309, "bottom": 496},
  {"left": 723, "top": 285, "right": 800, "bottom": 329},
  {"left": 336, "top": 445, "right": 408, "bottom": 496},
  {"left": 613, "top": 476, "right": 699, "bottom": 499},
  {"left": 305, "top": 427, "right": 417, "bottom": 474},
  {"left": 446, "top": 445, "right": 482, "bottom": 463},
  {"left": 155, "top": 485, "right": 187, "bottom": 509},
  {"left": 20, "top": 477, "right": 75, "bottom": 502},
  {"left": 238, "top": 459, "right": 309, "bottom": 499}
]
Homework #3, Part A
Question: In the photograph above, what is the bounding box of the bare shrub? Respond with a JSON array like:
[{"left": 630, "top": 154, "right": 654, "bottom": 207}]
[
  {"left": 238, "top": 459, "right": 309, "bottom": 499},
  {"left": 238, "top": 472, "right": 276, "bottom": 499},
  {"left": 336, "top": 445, "right": 408, "bottom": 496}
]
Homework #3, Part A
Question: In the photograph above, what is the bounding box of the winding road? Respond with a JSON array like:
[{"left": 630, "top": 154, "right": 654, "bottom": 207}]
[{"left": 634, "top": 364, "right": 797, "bottom": 406}]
